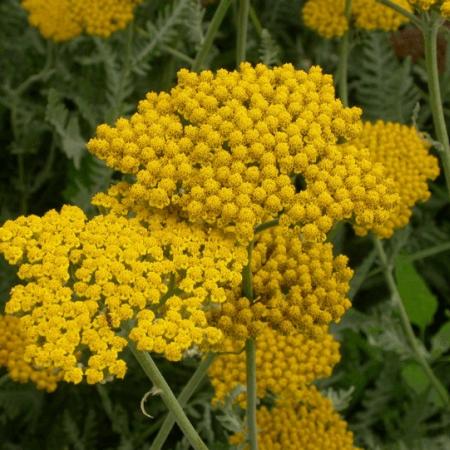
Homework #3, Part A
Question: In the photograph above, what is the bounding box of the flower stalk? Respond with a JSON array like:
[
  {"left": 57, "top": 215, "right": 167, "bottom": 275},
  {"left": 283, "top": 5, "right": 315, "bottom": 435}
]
[
  {"left": 192, "top": 0, "right": 232, "bottom": 72},
  {"left": 242, "top": 239, "right": 258, "bottom": 449},
  {"left": 373, "top": 237, "right": 449, "bottom": 406},
  {"left": 129, "top": 342, "right": 209, "bottom": 450},
  {"left": 423, "top": 14, "right": 450, "bottom": 197},
  {"left": 236, "top": 0, "right": 250, "bottom": 66},
  {"left": 150, "top": 353, "right": 216, "bottom": 450}
]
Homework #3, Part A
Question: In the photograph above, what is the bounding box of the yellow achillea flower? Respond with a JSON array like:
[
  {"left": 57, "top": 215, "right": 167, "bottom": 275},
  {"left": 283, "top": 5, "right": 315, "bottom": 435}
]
[
  {"left": 0, "top": 315, "right": 62, "bottom": 392},
  {"left": 21, "top": 0, "right": 142, "bottom": 42},
  {"left": 208, "top": 325, "right": 340, "bottom": 405},
  {"left": 407, "top": 0, "right": 437, "bottom": 9},
  {"left": 229, "top": 386, "right": 359, "bottom": 450},
  {"left": 88, "top": 63, "right": 396, "bottom": 243},
  {"left": 0, "top": 205, "right": 246, "bottom": 384},
  {"left": 442, "top": 1, "right": 450, "bottom": 16},
  {"left": 302, "top": 0, "right": 411, "bottom": 39},
  {"left": 208, "top": 226, "right": 353, "bottom": 340},
  {"left": 351, "top": 121, "right": 440, "bottom": 238}
]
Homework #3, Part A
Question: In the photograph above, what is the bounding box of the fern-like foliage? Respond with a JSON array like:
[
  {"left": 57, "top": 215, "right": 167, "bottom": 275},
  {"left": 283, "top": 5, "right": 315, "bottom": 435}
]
[
  {"left": 183, "top": 0, "right": 205, "bottom": 51},
  {"left": 259, "top": 29, "right": 282, "bottom": 66},
  {"left": 353, "top": 32, "right": 420, "bottom": 124},
  {"left": 132, "top": 0, "right": 191, "bottom": 72}
]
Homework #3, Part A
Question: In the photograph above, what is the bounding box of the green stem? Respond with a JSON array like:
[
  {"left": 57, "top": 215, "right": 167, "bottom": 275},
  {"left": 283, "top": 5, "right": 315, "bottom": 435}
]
[
  {"left": 254, "top": 218, "right": 279, "bottom": 234},
  {"left": 373, "top": 237, "right": 449, "bottom": 406},
  {"left": 423, "top": 17, "right": 450, "bottom": 197},
  {"left": 245, "top": 338, "right": 258, "bottom": 450},
  {"left": 150, "top": 354, "right": 216, "bottom": 450},
  {"left": 408, "top": 241, "right": 450, "bottom": 262},
  {"left": 236, "top": 0, "right": 250, "bottom": 65},
  {"left": 129, "top": 343, "right": 208, "bottom": 450},
  {"left": 192, "top": 0, "right": 232, "bottom": 71},
  {"left": 375, "top": 0, "right": 422, "bottom": 27},
  {"left": 242, "top": 240, "right": 258, "bottom": 449},
  {"left": 242, "top": 240, "right": 255, "bottom": 300},
  {"left": 337, "top": 0, "right": 352, "bottom": 107}
]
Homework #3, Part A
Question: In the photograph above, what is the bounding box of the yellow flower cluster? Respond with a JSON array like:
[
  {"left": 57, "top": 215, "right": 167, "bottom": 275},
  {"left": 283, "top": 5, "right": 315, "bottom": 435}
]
[
  {"left": 302, "top": 0, "right": 411, "bottom": 39},
  {"left": 229, "top": 386, "right": 359, "bottom": 450},
  {"left": 406, "top": 0, "right": 450, "bottom": 16},
  {"left": 407, "top": 0, "right": 437, "bottom": 9},
  {"left": 208, "top": 226, "right": 353, "bottom": 339},
  {"left": 351, "top": 121, "right": 439, "bottom": 238},
  {"left": 208, "top": 325, "right": 340, "bottom": 405},
  {"left": 0, "top": 315, "right": 62, "bottom": 392},
  {"left": 20, "top": 0, "right": 142, "bottom": 42},
  {"left": 0, "top": 204, "right": 246, "bottom": 384},
  {"left": 88, "top": 63, "right": 397, "bottom": 243}
]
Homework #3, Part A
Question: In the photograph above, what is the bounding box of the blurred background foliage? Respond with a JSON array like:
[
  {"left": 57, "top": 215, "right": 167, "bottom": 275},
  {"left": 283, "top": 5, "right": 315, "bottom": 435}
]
[{"left": 1, "top": 0, "right": 450, "bottom": 449}]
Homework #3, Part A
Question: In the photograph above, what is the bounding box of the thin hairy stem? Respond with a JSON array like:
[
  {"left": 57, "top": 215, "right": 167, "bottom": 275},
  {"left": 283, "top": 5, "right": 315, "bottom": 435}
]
[
  {"left": 236, "top": 0, "right": 250, "bottom": 65},
  {"left": 129, "top": 343, "right": 209, "bottom": 450},
  {"left": 423, "top": 16, "right": 450, "bottom": 197},
  {"left": 242, "top": 239, "right": 258, "bottom": 449},
  {"left": 150, "top": 354, "right": 216, "bottom": 450},
  {"left": 192, "top": 0, "right": 232, "bottom": 71},
  {"left": 373, "top": 237, "right": 449, "bottom": 406}
]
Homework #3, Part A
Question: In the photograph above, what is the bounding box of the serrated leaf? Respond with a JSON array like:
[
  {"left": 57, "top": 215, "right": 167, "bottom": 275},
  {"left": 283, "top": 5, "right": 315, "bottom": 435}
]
[
  {"left": 431, "top": 321, "right": 450, "bottom": 359},
  {"left": 395, "top": 256, "right": 438, "bottom": 331},
  {"left": 401, "top": 361, "right": 430, "bottom": 395}
]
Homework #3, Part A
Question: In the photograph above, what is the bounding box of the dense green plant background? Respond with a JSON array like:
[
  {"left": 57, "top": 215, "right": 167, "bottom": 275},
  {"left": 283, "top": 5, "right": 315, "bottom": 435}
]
[{"left": 1, "top": 0, "right": 450, "bottom": 449}]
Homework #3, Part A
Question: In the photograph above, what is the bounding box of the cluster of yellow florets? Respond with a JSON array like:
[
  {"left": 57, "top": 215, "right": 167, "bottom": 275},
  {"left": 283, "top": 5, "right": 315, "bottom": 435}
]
[
  {"left": 351, "top": 121, "right": 440, "bottom": 238},
  {"left": 406, "top": 0, "right": 450, "bottom": 17},
  {"left": 88, "top": 63, "right": 399, "bottom": 243},
  {"left": 229, "top": 386, "right": 359, "bottom": 450},
  {"left": 302, "top": 0, "right": 411, "bottom": 38},
  {"left": 208, "top": 326, "right": 340, "bottom": 405},
  {"left": 208, "top": 226, "right": 353, "bottom": 340},
  {"left": 407, "top": 0, "right": 437, "bottom": 10},
  {"left": 21, "top": 0, "right": 142, "bottom": 41},
  {"left": 0, "top": 315, "right": 62, "bottom": 392},
  {"left": 281, "top": 143, "right": 399, "bottom": 239},
  {"left": 0, "top": 204, "right": 246, "bottom": 384}
]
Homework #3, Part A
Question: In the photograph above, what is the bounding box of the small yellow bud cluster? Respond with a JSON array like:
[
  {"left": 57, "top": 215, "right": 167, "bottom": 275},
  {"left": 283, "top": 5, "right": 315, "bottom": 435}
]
[
  {"left": 442, "top": 1, "right": 450, "bottom": 16},
  {"left": 88, "top": 63, "right": 367, "bottom": 243},
  {"left": 0, "top": 315, "right": 62, "bottom": 392},
  {"left": 0, "top": 204, "right": 246, "bottom": 385},
  {"left": 229, "top": 386, "right": 359, "bottom": 450},
  {"left": 302, "top": 0, "right": 411, "bottom": 39},
  {"left": 20, "top": 0, "right": 142, "bottom": 42},
  {"left": 405, "top": 0, "right": 450, "bottom": 18},
  {"left": 407, "top": 0, "right": 437, "bottom": 10},
  {"left": 351, "top": 121, "right": 440, "bottom": 238},
  {"left": 208, "top": 227, "right": 353, "bottom": 340},
  {"left": 208, "top": 325, "right": 340, "bottom": 405}
]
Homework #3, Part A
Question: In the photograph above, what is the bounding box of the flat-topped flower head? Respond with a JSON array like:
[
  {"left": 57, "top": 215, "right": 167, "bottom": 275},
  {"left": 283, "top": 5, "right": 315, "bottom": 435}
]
[
  {"left": 20, "top": 0, "right": 142, "bottom": 41},
  {"left": 208, "top": 226, "right": 353, "bottom": 340},
  {"left": 208, "top": 325, "right": 340, "bottom": 406},
  {"left": 0, "top": 205, "right": 246, "bottom": 384},
  {"left": 88, "top": 63, "right": 396, "bottom": 242},
  {"left": 229, "top": 386, "right": 360, "bottom": 450},
  {"left": 0, "top": 315, "right": 62, "bottom": 392},
  {"left": 350, "top": 121, "right": 439, "bottom": 238},
  {"left": 303, "top": 0, "right": 411, "bottom": 39}
]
